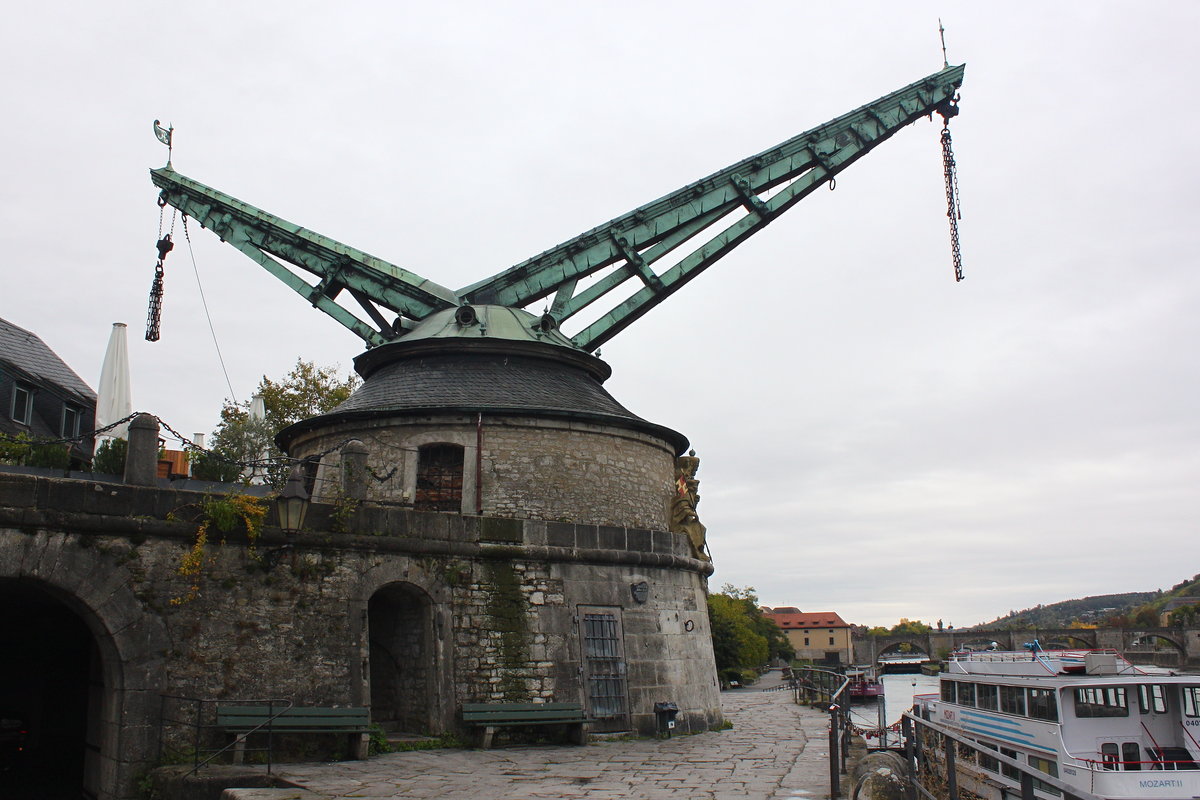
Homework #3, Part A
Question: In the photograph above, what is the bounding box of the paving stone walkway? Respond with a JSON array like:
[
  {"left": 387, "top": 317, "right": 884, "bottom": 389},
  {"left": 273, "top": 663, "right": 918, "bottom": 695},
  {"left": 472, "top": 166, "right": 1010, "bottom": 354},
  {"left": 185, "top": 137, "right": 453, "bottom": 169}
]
[{"left": 245, "top": 687, "right": 836, "bottom": 800}]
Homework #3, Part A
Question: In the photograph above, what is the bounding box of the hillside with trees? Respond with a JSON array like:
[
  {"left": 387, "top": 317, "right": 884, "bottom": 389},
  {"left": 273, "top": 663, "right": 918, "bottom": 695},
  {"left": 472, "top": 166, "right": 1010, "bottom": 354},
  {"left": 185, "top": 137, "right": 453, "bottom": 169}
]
[
  {"left": 980, "top": 574, "right": 1200, "bottom": 629},
  {"left": 982, "top": 593, "right": 1159, "bottom": 629}
]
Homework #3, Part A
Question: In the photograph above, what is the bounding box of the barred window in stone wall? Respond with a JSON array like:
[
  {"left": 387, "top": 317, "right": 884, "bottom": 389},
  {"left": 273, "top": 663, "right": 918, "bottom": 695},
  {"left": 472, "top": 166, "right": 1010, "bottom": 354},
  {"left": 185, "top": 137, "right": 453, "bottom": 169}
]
[{"left": 415, "top": 443, "right": 464, "bottom": 511}]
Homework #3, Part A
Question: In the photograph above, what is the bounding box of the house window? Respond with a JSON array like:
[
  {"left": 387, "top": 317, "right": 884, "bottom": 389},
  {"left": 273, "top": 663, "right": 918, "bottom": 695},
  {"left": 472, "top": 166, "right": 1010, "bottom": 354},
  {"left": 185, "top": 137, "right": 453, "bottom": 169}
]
[
  {"left": 62, "top": 404, "right": 82, "bottom": 438},
  {"left": 414, "top": 443, "right": 464, "bottom": 511},
  {"left": 804, "top": 637, "right": 809, "bottom": 646},
  {"left": 829, "top": 636, "right": 835, "bottom": 646},
  {"left": 11, "top": 383, "right": 32, "bottom": 425}
]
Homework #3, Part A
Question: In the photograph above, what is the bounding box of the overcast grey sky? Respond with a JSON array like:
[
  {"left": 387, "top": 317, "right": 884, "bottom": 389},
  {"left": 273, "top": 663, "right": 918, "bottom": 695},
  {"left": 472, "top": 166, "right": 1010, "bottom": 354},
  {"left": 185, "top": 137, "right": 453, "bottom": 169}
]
[{"left": 3, "top": 2, "right": 1197, "bottom": 628}]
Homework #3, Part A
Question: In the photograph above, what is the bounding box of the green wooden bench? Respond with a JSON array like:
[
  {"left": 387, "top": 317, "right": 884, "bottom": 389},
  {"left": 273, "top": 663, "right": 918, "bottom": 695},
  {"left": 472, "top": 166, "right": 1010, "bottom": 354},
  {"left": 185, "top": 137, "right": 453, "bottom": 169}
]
[
  {"left": 460, "top": 702, "right": 587, "bottom": 749},
  {"left": 217, "top": 705, "right": 371, "bottom": 762}
]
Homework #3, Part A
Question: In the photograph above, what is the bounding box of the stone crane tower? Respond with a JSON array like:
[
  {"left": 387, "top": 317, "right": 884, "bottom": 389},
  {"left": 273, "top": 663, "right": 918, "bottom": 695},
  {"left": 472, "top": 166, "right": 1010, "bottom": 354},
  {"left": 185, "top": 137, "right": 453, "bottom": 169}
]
[{"left": 149, "top": 64, "right": 965, "bottom": 740}]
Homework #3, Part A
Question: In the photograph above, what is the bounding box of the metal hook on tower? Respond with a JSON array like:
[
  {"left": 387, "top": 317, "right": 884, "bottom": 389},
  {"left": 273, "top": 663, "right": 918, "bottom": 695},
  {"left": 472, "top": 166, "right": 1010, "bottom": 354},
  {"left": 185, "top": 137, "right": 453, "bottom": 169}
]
[{"left": 936, "top": 94, "right": 961, "bottom": 126}]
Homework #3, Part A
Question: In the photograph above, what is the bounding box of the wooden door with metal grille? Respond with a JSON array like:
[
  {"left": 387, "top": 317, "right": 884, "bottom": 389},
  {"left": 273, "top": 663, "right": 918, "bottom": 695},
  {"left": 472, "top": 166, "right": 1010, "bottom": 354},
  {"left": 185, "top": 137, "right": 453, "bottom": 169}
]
[
  {"left": 414, "top": 443, "right": 463, "bottom": 511},
  {"left": 579, "top": 607, "right": 630, "bottom": 732}
]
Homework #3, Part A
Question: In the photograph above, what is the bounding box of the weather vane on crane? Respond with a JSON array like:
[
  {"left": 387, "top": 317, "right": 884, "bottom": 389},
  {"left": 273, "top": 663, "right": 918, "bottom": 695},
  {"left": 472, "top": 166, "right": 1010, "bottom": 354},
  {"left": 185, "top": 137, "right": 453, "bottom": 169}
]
[{"left": 145, "top": 63, "right": 966, "bottom": 344}]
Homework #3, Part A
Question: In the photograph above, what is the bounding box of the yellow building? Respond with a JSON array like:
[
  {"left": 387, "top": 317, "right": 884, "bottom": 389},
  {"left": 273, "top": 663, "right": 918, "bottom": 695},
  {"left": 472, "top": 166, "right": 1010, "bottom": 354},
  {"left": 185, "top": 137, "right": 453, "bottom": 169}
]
[{"left": 764, "top": 607, "right": 854, "bottom": 664}]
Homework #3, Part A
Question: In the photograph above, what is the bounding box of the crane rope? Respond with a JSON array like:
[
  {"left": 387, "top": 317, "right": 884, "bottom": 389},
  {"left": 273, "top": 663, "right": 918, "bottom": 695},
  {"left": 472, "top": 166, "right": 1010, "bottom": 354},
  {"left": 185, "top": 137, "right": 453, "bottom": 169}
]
[{"left": 181, "top": 215, "right": 239, "bottom": 406}]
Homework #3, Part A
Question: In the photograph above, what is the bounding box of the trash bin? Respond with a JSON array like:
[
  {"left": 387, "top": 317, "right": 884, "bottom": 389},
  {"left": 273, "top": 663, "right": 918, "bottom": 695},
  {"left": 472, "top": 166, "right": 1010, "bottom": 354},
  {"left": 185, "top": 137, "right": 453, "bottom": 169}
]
[{"left": 653, "top": 701, "right": 679, "bottom": 738}]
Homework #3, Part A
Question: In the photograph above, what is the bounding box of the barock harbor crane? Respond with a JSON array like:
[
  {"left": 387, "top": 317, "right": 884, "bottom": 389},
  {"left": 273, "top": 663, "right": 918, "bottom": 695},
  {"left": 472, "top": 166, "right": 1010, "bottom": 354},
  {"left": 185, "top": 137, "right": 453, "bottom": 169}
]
[
  {"left": 137, "top": 62, "right": 972, "bottom": 752},
  {"left": 148, "top": 63, "right": 966, "bottom": 352}
]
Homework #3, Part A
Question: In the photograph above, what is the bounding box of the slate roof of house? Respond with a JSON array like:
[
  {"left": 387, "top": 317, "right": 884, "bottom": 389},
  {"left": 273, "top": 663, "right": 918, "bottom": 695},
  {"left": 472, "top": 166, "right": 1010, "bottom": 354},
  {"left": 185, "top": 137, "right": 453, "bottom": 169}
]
[
  {"left": 765, "top": 610, "right": 850, "bottom": 630},
  {"left": 0, "top": 317, "right": 96, "bottom": 404}
]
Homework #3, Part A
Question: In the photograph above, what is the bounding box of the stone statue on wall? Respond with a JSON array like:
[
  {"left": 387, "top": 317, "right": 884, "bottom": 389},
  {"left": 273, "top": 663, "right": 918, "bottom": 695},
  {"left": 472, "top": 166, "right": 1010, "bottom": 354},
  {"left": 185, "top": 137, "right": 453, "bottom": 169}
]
[{"left": 671, "top": 449, "right": 710, "bottom": 561}]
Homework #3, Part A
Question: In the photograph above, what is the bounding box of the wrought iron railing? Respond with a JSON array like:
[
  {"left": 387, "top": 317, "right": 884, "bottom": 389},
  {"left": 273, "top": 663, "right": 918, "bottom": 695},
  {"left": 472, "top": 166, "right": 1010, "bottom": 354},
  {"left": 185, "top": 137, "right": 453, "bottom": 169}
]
[{"left": 157, "top": 694, "right": 294, "bottom": 776}]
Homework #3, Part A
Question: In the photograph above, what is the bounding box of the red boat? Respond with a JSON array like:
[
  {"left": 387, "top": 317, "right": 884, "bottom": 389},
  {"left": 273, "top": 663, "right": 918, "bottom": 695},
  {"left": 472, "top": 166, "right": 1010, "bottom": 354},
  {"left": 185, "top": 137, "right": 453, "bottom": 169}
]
[{"left": 846, "top": 667, "right": 884, "bottom": 701}]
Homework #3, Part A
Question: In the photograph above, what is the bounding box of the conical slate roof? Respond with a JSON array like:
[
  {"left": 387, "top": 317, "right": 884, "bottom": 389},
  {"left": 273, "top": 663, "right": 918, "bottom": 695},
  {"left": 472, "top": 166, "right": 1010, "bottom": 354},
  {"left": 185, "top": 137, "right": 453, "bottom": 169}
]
[{"left": 277, "top": 306, "right": 688, "bottom": 454}]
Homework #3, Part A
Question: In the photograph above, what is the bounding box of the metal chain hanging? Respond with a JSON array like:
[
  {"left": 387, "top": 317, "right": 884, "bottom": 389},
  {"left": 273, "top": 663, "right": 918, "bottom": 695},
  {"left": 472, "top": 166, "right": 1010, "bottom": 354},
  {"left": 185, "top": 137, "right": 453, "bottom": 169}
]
[
  {"left": 146, "top": 198, "right": 177, "bottom": 341},
  {"left": 147, "top": 120, "right": 178, "bottom": 341},
  {"left": 145, "top": 226, "right": 174, "bottom": 341},
  {"left": 938, "top": 96, "right": 965, "bottom": 282}
]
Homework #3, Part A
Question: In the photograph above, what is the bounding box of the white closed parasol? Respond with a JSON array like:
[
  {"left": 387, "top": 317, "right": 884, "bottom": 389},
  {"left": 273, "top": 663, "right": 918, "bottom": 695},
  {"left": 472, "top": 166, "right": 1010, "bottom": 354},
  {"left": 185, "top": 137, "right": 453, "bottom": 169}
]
[{"left": 95, "top": 322, "right": 132, "bottom": 439}]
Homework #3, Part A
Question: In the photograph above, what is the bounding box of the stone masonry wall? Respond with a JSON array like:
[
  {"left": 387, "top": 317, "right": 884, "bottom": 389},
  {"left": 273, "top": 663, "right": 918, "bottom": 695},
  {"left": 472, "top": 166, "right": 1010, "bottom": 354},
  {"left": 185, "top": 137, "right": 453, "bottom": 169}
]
[
  {"left": 288, "top": 414, "right": 677, "bottom": 530},
  {"left": 0, "top": 472, "right": 718, "bottom": 800}
]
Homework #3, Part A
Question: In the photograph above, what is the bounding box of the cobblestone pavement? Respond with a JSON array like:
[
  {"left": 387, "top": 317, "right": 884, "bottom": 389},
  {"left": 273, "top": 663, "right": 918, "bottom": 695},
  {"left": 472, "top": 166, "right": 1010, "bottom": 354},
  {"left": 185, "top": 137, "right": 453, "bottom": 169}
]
[{"left": 253, "top": 688, "right": 836, "bottom": 800}]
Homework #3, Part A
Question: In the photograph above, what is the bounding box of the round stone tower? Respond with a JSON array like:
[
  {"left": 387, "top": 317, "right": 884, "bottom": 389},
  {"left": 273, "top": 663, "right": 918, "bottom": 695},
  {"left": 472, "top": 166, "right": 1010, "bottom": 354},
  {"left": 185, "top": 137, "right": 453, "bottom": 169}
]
[
  {"left": 277, "top": 305, "right": 720, "bottom": 739},
  {"left": 279, "top": 305, "right": 688, "bottom": 528}
]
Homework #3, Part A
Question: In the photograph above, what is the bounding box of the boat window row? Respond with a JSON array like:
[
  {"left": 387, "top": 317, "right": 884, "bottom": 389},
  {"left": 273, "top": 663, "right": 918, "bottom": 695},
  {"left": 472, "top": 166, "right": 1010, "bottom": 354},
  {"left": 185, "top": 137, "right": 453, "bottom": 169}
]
[
  {"left": 1075, "top": 686, "right": 1127, "bottom": 718},
  {"left": 1076, "top": 684, "right": 1178, "bottom": 717},
  {"left": 973, "top": 742, "right": 1060, "bottom": 796},
  {"left": 941, "top": 679, "right": 1058, "bottom": 721}
]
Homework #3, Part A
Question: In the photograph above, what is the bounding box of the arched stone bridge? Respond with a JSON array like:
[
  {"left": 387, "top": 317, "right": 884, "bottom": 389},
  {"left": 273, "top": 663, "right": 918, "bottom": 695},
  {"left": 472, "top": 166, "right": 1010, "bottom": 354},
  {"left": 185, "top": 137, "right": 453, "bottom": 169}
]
[{"left": 854, "top": 627, "right": 1200, "bottom": 667}]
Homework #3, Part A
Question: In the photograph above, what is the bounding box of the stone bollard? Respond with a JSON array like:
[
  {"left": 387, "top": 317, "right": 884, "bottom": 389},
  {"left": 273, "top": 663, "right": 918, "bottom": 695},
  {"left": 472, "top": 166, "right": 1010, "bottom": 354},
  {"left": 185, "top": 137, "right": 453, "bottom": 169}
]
[
  {"left": 341, "top": 439, "right": 369, "bottom": 501},
  {"left": 851, "top": 750, "right": 910, "bottom": 800},
  {"left": 124, "top": 413, "right": 160, "bottom": 487}
]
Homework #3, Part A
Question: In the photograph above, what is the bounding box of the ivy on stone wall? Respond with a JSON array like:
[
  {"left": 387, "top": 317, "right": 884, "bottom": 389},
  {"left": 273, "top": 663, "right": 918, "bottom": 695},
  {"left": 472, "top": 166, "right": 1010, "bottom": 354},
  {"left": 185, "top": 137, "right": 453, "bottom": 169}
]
[
  {"left": 482, "top": 558, "right": 531, "bottom": 700},
  {"left": 171, "top": 492, "right": 267, "bottom": 605}
]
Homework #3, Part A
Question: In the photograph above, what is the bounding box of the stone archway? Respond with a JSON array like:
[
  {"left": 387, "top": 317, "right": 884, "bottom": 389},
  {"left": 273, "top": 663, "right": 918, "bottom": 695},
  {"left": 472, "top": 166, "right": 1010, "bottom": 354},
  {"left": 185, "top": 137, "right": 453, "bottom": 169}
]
[
  {"left": 1041, "top": 633, "right": 1097, "bottom": 650},
  {"left": 368, "top": 582, "right": 437, "bottom": 734},
  {"left": 1126, "top": 632, "right": 1186, "bottom": 665},
  {"left": 877, "top": 640, "right": 931, "bottom": 659},
  {"left": 0, "top": 531, "right": 169, "bottom": 800},
  {"left": 0, "top": 580, "right": 105, "bottom": 799}
]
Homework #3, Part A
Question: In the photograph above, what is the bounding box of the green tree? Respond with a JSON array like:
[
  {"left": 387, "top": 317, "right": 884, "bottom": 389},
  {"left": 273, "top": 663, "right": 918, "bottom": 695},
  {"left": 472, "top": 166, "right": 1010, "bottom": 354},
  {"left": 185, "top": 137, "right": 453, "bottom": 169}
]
[
  {"left": 890, "top": 618, "right": 933, "bottom": 635},
  {"left": 1170, "top": 603, "right": 1200, "bottom": 626},
  {"left": 708, "top": 593, "right": 768, "bottom": 671},
  {"left": 1132, "top": 606, "right": 1162, "bottom": 628},
  {"left": 195, "top": 360, "right": 358, "bottom": 486},
  {"left": 706, "top": 585, "right": 794, "bottom": 674},
  {"left": 91, "top": 438, "right": 128, "bottom": 475}
]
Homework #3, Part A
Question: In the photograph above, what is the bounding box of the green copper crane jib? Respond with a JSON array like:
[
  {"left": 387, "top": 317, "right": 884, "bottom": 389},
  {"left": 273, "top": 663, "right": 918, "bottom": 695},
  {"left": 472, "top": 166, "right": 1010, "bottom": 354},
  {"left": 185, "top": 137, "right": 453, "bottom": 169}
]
[{"left": 151, "top": 64, "right": 965, "bottom": 352}]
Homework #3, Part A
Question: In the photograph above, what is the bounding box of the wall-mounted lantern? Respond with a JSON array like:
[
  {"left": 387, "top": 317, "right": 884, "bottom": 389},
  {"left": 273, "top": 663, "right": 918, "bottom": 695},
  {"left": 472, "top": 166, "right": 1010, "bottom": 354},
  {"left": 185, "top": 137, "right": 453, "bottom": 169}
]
[{"left": 277, "top": 463, "right": 310, "bottom": 536}]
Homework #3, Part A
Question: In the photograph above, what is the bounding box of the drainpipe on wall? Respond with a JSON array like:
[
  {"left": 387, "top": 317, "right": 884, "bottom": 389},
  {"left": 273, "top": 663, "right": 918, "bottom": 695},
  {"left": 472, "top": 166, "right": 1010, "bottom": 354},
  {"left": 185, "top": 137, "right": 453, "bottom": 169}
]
[{"left": 475, "top": 413, "right": 483, "bottom": 515}]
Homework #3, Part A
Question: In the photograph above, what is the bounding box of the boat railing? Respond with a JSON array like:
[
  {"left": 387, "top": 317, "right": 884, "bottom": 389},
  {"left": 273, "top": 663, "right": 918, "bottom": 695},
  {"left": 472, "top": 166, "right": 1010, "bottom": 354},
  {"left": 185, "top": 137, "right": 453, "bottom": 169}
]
[
  {"left": 903, "top": 708, "right": 1106, "bottom": 800},
  {"left": 949, "top": 648, "right": 1123, "bottom": 663},
  {"left": 1064, "top": 754, "right": 1199, "bottom": 772}
]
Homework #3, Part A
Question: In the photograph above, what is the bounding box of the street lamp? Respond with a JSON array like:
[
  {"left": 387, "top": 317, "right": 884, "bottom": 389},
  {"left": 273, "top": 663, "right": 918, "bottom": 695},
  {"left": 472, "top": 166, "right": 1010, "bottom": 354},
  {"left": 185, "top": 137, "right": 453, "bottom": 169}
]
[{"left": 277, "top": 463, "right": 310, "bottom": 536}]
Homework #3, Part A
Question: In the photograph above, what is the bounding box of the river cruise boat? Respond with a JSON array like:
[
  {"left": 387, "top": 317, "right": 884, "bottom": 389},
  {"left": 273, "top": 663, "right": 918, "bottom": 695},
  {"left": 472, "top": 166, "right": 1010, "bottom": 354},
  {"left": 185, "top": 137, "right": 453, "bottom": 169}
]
[{"left": 914, "top": 649, "right": 1200, "bottom": 800}]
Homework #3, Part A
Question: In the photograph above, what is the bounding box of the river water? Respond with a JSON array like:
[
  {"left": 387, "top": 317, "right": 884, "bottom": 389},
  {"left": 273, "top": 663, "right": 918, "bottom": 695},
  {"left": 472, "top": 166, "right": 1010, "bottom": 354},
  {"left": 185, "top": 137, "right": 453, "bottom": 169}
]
[{"left": 846, "top": 672, "right": 940, "bottom": 730}]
